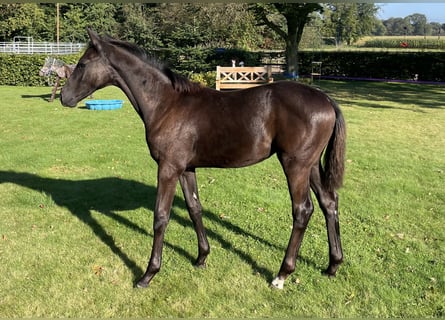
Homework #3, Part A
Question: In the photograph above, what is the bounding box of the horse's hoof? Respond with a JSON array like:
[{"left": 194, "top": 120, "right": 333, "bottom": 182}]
[
  {"left": 134, "top": 280, "right": 149, "bottom": 289},
  {"left": 322, "top": 266, "right": 338, "bottom": 278},
  {"left": 270, "top": 277, "right": 284, "bottom": 290},
  {"left": 324, "top": 273, "right": 336, "bottom": 279},
  {"left": 194, "top": 262, "right": 206, "bottom": 269}
]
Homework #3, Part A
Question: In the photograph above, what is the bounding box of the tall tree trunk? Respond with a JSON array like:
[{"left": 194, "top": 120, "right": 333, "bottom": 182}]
[
  {"left": 279, "top": 4, "right": 323, "bottom": 78},
  {"left": 285, "top": 30, "right": 298, "bottom": 78},
  {"left": 285, "top": 17, "right": 306, "bottom": 78},
  {"left": 250, "top": 3, "right": 323, "bottom": 78}
]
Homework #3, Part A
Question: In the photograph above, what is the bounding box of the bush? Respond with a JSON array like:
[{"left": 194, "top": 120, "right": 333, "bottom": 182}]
[
  {"left": 0, "top": 53, "right": 82, "bottom": 86},
  {"left": 298, "top": 51, "right": 445, "bottom": 82},
  {"left": 189, "top": 71, "right": 217, "bottom": 88},
  {"left": 2, "top": 50, "right": 444, "bottom": 86}
]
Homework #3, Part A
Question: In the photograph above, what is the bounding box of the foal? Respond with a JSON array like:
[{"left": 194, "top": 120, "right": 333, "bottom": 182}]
[{"left": 61, "top": 29, "right": 346, "bottom": 289}]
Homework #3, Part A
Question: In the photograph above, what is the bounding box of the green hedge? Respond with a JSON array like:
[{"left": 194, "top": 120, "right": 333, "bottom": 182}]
[
  {"left": 2, "top": 50, "right": 444, "bottom": 86},
  {"left": 0, "top": 54, "right": 81, "bottom": 86},
  {"left": 298, "top": 51, "right": 445, "bottom": 82},
  {"left": 0, "top": 48, "right": 262, "bottom": 86}
]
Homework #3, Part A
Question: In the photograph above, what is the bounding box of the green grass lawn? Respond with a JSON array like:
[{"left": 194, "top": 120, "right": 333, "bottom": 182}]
[{"left": 0, "top": 81, "right": 444, "bottom": 317}]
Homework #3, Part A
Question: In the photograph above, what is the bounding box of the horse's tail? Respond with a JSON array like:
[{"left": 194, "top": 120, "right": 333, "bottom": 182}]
[{"left": 322, "top": 98, "right": 346, "bottom": 192}]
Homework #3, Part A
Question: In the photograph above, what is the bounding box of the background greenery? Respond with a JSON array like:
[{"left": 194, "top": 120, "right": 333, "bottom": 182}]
[
  {"left": 2, "top": 49, "right": 444, "bottom": 87},
  {"left": 1, "top": 3, "right": 444, "bottom": 46},
  {"left": 0, "top": 81, "right": 443, "bottom": 317},
  {"left": 1, "top": 3, "right": 444, "bottom": 85}
]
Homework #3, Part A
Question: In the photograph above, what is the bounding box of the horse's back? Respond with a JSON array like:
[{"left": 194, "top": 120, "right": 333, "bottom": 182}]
[
  {"left": 259, "top": 82, "right": 337, "bottom": 155},
  {"left": 206, "top": 81, "right": 337, "bottom": 135},
  {"left": 212, "top": 81, "right": 335, "bottom": 114},
  {"left": 181, "top": 81, "right": 337, "bottom": 167}
]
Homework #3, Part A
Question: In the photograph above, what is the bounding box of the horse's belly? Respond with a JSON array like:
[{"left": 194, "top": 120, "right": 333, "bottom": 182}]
[{"left": 193, "top": 139, "right": 273, "bottom": 168}]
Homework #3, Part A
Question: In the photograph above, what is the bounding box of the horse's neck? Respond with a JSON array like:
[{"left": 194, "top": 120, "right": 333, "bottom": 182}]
[{"left": 110, "top": 55, "right": 172, "bottom": 120}]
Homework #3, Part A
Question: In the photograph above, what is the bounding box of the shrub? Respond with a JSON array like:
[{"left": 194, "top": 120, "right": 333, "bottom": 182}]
[
  {"left": 2, "top": 50, "right": 444, "bottom": 86},
  {"left": 189, "top": 71, "right": 217, "bottom": 88},
  {"left": 0, "top": 53, "right": 82, "bottom": 86},
  {"left": 298, "top": 51, "right": 445, "bottom": 81}
]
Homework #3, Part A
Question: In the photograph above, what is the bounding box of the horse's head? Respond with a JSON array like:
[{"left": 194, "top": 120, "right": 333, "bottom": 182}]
[
  {"left": 39, "top": 57, "right": 53, "bottom": 77},
  {"left": 60, "top": 29, "right": 115, "bottom": 107}
]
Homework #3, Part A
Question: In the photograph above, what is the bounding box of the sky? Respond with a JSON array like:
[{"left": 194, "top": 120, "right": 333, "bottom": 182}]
[{"left": 377, "top": 3, "right": 445, "bottom": 23}]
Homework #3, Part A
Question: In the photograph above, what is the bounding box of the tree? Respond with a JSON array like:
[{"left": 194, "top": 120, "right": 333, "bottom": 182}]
[
  {"left": 0, "top": 4, "right": 48, "bottom": 41},
  {"left": 372, "top": 19, "right": 387, "bottom": 36},
  {"left": 429, "top": 22, "right": 442, "bottom": 37},
  {"left": 196, "top": 3, "right": 263, "bottom": 50},
  {"left": 383, "top": 17, "right": 413, "bottom": 36},
  {"left": 150, "top": 3, "right": 261, "bottom": 50},
  {"left": 250, "top": 3, "right": 323, "bottom": 77},
  {"left": 407, "top": 14, "right": 429, "bottom": 35},
  {"left": 114, "top": 4, "right": 161, "bottom": 48},
  {"left": 59, "top": 4, "right": 117, "bottom": 42},
  {"left": 324, "top": 3, "right": 378, "bottom": 45}
]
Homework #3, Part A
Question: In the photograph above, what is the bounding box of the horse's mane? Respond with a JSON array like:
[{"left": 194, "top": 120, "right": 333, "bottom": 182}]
[{"left": 102, "top": 36, "right": 203, "bottom": 94}]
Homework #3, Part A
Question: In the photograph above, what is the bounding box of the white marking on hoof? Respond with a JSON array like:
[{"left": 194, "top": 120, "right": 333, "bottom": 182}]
[{"left": 271, "top": 277, "right": 284, "bottom": 289}]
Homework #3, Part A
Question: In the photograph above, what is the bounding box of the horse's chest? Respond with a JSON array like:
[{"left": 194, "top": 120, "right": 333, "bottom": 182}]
[{"left": 146, "top": 129, "right": 194, "bottom": 164}]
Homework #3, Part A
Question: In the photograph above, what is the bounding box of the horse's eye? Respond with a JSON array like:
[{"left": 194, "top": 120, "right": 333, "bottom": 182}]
[{"left": 77, "top": 63, "right": 85, "bottom": 69}]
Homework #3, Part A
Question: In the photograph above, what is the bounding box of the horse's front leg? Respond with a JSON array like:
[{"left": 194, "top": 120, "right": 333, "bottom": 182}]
[
  {"left": 136, "top": 165, "right": 180, "bottom": 288},
  {"left": 179, "top": 170, "right": 210, "bottom": 267},
  {"left": 310, "top": 164, "right": 343, "bottom": 276},
  {"left": 49, "top": 77, "right": 60, "bottom": 102}
]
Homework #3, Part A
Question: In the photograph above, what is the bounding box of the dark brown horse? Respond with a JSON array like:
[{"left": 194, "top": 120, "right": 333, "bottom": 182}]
[{"left": 61, "top": 29, "right": 346, "bottom": 290}]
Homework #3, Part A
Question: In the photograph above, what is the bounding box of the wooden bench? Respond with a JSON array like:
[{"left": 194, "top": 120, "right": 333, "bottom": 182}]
[{"left": 215, "top": 66, "right": 273, "bottom": 90}]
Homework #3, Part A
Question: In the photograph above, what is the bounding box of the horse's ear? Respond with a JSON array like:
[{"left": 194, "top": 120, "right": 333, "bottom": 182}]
[{"left": 87, "top": 28, "right": 103, "bottom": 52}]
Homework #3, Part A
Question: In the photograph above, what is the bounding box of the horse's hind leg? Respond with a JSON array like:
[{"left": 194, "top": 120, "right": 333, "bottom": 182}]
[
  {"left": 179, "top": 170, "right": 210, "bottom": 267},
  {"left": 271, "top": 157, "right": 314, "bottom": 289},
  {"left": 310, "top": 163, "right": 343, "bottom": 276}
]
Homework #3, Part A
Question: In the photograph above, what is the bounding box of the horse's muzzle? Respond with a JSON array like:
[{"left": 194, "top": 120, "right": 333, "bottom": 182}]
[{"left": 60, "top": 89, "right": 77, "bottom": 107}]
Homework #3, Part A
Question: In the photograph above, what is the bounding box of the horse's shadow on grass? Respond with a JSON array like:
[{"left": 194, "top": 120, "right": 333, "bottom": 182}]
[
  {"left": 21, "top": 93, "right": 59, "bottom": 102},
  {"left": 0, "top": 170, "right": 297, "bottom": 285}
]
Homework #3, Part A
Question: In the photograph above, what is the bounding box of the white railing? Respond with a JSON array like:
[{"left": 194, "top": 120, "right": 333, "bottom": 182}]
[{"left": 0, "top": 41, "right": 85, "bottom": 55}]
